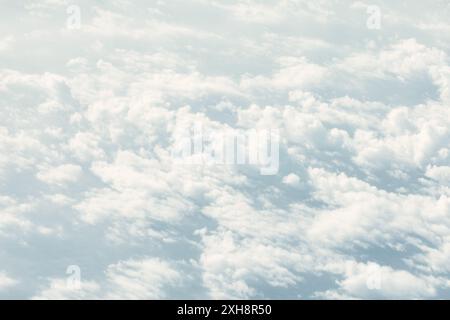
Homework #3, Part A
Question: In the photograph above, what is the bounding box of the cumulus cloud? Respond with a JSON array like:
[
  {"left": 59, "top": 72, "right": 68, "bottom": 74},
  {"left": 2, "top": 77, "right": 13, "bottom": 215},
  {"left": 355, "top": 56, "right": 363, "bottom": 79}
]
[
  {"left": 33, "top": 258, "right": 181, "bottom": 299},
  {"left": 36, "top": 164, "right": 82, "bottom": 185},
  {"left": 1, "top": 0, "right": 450, "bottom": 299},
  {"left": 317, "top": 261, "right": 438, "bottom": 299}
]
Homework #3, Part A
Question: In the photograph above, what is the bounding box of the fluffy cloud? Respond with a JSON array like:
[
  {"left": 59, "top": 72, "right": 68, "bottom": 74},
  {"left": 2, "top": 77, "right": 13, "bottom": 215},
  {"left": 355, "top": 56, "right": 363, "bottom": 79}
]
[
  {"left": 1, "top": 0, "right": 450, "bottom": 299},
  {"left": 104, "top": 258, "right": 181, "bottom": 299},
  {"left": 37, "top": 164, "right": 82, "bottom": 186},
  {"left": 33, "top": 258, "right": 181, "bottom": 299},
  {"left": 317, "top": 261, "right": 438, "bottom": 299}
]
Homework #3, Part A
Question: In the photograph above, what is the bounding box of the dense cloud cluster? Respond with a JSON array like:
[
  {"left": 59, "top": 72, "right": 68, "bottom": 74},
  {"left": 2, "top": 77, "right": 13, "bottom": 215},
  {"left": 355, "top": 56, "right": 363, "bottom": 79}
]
[{"left": 1, "top": 0, "right": 450, "bottom": 299}]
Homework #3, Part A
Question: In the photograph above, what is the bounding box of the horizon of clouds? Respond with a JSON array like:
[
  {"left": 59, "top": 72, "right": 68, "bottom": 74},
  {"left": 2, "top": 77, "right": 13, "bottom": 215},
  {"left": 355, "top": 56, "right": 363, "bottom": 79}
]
[{"left": 1, "top": 0, "right": 450, "bottom": 299}]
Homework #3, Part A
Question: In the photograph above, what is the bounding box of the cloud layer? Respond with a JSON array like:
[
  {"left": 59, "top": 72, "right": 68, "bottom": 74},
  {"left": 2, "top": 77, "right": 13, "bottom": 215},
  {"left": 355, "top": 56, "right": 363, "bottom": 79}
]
[{"left": 1, "top": 0, "right": 450, "bottom": 299}]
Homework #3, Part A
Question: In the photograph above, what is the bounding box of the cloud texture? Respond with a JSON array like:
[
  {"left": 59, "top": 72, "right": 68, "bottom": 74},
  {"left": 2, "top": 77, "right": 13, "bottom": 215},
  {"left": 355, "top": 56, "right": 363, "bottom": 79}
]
[{"left": 1, "top": 0, "right": 450, "bottom": 299}]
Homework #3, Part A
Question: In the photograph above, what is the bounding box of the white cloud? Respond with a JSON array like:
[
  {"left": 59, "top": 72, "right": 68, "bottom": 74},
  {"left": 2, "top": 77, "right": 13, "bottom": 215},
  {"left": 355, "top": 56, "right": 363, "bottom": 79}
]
[
  {"left": 0, "top": 272, "right": 18, "bottom": 291},
  {"left": 337, "top": 39, "right": 447, "bottom": 79},
  {"left": 105, "top": 258, "right": 181, "bottom": 299},
  {"left": 0, "top": 196, "right": 34, "bottom": 237},
  {"left": 33, "top": 279, "right": 101, "bottom": 300},
  {"left": 317, "top": 261, "right": 438, "bottom": 299},
  {"left": 0, "top": 36, "right": 14, "bottom": 52},
  {"left": 240, "top": 57, "right": 327, "bottom": 91},
  {"left": 2, "top": 0, "right": 450, "bottom": 299},
  {"left": 199, "top": 229, "right": 308, "bottom": 299},
  {"left": 282, "top": 173, "right": 300, "bottom": 186},
  {"left": 36, "top": 164, "right": 82, "bottom": 186},
  {"left": 33, "top": 258, "right": 181, "bottom": 299}
]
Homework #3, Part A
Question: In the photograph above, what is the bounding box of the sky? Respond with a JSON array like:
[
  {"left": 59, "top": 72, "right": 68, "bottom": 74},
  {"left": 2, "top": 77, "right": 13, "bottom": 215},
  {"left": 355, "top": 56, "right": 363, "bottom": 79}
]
[{"left": 1, "top": 0, "right": 450, "bottom": 299}]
